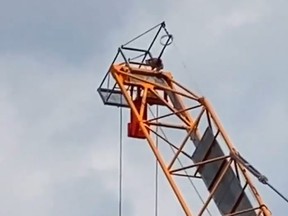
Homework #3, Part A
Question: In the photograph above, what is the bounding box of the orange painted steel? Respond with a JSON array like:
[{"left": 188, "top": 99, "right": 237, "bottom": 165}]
[{"left": 103, "top": 62, "right": 272, "bottom": 216}]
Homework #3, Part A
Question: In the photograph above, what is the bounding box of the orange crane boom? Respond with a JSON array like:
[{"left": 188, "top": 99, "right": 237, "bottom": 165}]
[{"left": 98, "top": 22, "right": 272, "bottom": 216}]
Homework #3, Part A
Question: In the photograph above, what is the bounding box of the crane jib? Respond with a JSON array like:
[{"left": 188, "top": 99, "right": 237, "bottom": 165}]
[
  {"left": 98, "top": 22, "right": 272, "bottom": 215},
  {"left": 167, "top": 90, "right": 257, "bottom": 215},
  {"left": 192, "top": 127, "right": 256, "bottom": 215}
]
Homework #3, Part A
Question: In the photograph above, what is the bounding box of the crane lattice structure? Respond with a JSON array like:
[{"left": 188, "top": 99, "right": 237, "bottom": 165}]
[{"left": 98, "top": 22, "right": 271, "bottom": 216}]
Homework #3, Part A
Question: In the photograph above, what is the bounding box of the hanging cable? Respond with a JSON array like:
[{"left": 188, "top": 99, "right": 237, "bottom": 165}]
[
  {"left": 233, "top": 153, "right": 288, "bottom": 205},
  {"left": 148, "top": 107, "right": 212, "bottom": 215},
  {"left": 148, "top": 106, "right": 212, "bottom": 216},
  {"left": 155, "top": 105, "right": 159, "bottom": 216},
  {"left": 118, "top": 105, "right": 123, "bottom": 216},
  {"left": 267, "top": 183, "right": 288, "bottom": 204}
]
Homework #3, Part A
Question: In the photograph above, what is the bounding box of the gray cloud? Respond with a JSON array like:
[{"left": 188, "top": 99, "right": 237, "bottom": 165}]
[
  {"left": 0, "top": 55, "right": 134, "bottom": 215},
  {"left": 0, "top": 0, "right": 136, "bottom": 63},
  {"left": 1, "top": 0, "right": 288, "bottom": 215}
]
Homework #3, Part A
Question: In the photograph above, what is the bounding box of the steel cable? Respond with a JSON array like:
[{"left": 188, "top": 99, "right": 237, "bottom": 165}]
[
  {"left": 118, "top": 106, "right": 123, "bottom": 216},
  {"left": 148, "top": 106, "right": 212, "bottom": 216}
]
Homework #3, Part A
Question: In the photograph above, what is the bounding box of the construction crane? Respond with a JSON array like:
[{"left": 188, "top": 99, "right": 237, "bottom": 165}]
[{"left": 98, "top": 22, "right": 279, "bottom": 215}]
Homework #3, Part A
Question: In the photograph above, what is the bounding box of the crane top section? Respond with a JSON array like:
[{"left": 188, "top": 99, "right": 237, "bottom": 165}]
[
  {"left": 98, "top": 22, "right": 175, "bottom": 107},
  {"left": 98, "top": 22, "right": 201, "bottom": 126},
  {"left": 97, "top": 22, "right": 271, "bottom": 216}
]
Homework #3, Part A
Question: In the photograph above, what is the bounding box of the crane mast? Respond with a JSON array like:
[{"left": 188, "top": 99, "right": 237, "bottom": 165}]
[{"left": 98, "top": 22, "right": 271, "bottom": 216}]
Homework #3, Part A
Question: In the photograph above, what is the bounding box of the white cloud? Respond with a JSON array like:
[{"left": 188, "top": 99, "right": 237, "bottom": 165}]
[{"left": 209, "top": 9, "right": 265, "bottom": 36}]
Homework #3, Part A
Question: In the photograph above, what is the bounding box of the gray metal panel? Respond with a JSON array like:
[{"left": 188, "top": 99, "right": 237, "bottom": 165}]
[
  {"left": 192, "top": 127, "right": 256, "bottom": 215},
  {"left": 213, "top": 163, "right": 244, "bottom": 214},
  {"left": 166, "top": 90, "right": 199, "bottom": 144},
  {"left": 129, "top": 74, "right": 168, "bottom": 86},
  {"left": 166, "top": 90, "right": 184, "bottom": 110},
  {"left": 98, "top": 88, "right": 129, "bottom": 107},
  {"left": 192, "top": 128, "right": 225, "bottom": 189},
  {"left": 234, "top": 196, "right": 258, "bottom": 216}
]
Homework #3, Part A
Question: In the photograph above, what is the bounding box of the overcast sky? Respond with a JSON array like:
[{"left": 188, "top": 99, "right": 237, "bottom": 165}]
[{"left": 1, "top": 0, "right": 288, "bottom": 215}]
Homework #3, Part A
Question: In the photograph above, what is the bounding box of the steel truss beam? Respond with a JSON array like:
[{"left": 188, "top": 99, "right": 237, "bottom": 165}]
[{"left": 102, "top": 63, "right": 271, "bottom": 216}]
